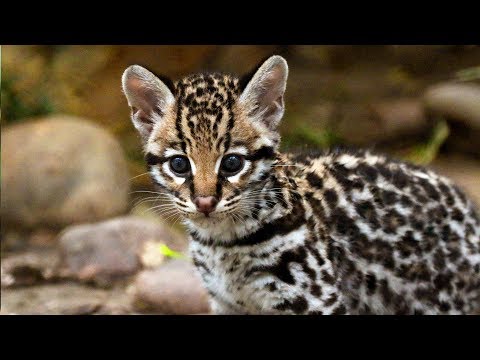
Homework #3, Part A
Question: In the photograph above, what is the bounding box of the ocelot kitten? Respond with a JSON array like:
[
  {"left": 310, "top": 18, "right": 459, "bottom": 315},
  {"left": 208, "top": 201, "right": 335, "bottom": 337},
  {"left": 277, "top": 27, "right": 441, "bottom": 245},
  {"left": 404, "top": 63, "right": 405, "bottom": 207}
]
[{"left": 122, "top": 55, "right": 480, "bottom": 314}]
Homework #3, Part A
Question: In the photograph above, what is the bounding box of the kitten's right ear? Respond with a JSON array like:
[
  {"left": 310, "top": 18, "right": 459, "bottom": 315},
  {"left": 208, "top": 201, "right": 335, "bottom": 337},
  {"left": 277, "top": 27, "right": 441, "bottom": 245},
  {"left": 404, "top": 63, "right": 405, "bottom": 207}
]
[
  {"left": 122, "top": 65, "right": 175, "bottom": 142},
  {"left": 239, "top": 55, "right": 288, "bottom": 131}
]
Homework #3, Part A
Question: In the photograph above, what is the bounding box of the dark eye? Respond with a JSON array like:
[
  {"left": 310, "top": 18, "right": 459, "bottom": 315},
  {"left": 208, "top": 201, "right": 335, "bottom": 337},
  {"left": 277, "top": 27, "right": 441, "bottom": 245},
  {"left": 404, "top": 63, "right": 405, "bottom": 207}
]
[
  {"left": 169, "top": 156, "right": 190, "bottom": 176},
  {"left": 220, "top": 154, "right": 244, "bottom": 175}
]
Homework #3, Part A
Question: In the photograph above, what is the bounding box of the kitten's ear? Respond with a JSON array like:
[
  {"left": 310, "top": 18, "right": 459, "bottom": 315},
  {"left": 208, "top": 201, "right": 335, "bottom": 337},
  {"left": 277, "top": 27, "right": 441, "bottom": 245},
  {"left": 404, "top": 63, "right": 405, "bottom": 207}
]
[
  {"left": 239, "top": 55, "right": 288, "bottom": 130},
  {"left": 122, "top": 65, "right": 175, "bottom": 142}
]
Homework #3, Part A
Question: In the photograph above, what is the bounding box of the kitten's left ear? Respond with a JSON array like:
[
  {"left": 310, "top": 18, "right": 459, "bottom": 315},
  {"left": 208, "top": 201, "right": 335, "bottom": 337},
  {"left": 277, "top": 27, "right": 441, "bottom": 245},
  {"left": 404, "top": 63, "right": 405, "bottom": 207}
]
[{"left": 239, "top": 55, "right": 289, "bottom": 130}]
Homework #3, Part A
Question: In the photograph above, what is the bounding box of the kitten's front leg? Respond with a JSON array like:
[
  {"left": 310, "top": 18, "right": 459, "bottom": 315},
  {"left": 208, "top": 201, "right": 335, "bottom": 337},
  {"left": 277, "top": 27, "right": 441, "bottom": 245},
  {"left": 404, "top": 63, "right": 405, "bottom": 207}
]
[{"left": 210, "top": 297, "right": 246, "bottom": 315}]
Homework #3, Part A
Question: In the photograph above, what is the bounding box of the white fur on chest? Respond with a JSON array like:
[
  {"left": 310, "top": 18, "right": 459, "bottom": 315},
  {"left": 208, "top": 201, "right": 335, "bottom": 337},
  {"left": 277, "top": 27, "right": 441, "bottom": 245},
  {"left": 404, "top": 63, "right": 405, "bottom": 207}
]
[{"left": 190, "top": 225, "right": 316, "bottom": 313}]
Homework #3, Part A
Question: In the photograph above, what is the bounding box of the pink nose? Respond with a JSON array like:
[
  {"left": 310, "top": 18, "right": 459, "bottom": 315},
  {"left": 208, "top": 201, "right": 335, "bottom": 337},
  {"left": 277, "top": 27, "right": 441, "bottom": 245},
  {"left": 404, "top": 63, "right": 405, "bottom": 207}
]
[{"left": 194, "top": 196, "right": 218, "bottom": 216}]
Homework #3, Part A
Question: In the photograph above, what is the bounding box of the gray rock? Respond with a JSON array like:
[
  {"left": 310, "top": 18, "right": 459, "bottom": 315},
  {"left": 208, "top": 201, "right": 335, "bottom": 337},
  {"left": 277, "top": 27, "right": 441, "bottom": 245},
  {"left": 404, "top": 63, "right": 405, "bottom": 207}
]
[
  {"left": 335, "top": 100, "right": 429, "bottom": 146},
  {"left": 28, "top": 228, "right": 58, "bottom": 247},
  {"left": 368, "top": 99, "right": 429, "bottom": 140},
  {"left": 0, "top": 283, "right": 109, "bottom": 315},
  {"left": 58, "top": 216, "right": 187, "bottom": 286},
  {"left": 424, "top": 83, "right": 480, "bottom": 128},
  {"left": 1, "top": 248, "right": 61, "bottom": 288},
  {"left": 424, "top": 83, "right": 480, "bottom": 155},
  {"left": 1, "top": 115, "right": 130, "bottom": 230},
  {"left": 133, "top": 259, "right": 211, "bottom": 314}
]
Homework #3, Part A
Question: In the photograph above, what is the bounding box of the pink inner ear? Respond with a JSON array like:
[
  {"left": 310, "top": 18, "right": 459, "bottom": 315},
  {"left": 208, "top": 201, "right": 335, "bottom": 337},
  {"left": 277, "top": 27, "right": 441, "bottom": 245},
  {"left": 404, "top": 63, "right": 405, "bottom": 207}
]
[
  {"left": 123, "top": 65, "right": 175, "bottom": 143},
  {"left": 126, "top": 76, "right": 158, "bottom": 115},
  {"left": 128, "top": 77, "right": 145, "bottom": 93},
  {"left": 276, "top": 95, "right": 284, "bottom": 108},
  {"left": 135, "top": 108, "right": 154, "bottom": 125}
]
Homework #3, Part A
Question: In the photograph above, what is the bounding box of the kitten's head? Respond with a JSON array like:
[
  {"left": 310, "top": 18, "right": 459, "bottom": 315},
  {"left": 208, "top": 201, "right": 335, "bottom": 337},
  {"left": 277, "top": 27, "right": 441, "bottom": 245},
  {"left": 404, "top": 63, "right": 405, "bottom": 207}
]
[{"left": 122, "top": 55, "right": 288, "bottom": 227}]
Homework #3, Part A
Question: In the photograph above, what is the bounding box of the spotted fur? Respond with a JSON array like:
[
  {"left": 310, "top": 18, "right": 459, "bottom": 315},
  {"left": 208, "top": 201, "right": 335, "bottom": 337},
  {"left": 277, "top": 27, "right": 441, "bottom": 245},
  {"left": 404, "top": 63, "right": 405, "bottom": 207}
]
[{"left": 122, "top": 56, "right": 480, "bottom": 314}]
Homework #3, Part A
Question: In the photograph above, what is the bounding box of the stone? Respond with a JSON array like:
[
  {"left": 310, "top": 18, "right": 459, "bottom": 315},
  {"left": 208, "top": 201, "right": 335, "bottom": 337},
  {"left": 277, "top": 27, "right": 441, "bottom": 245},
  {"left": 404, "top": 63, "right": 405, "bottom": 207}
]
[
  {"left": 335, "top": 101, "right": 429, "bottom": 147},
  {"left": 132, "top": 260, "right": 211, "bottom": 314},
  {"left": 368, "top": 99, "right": 429, "bottom": 140},
  {"left": 1, "top": 248, "right": 61, "bottom": 288},
  {"left": 424, "top": 83, "right": 480, "bottom": 128},
  {"left": 1, "top": 115, "right": 130, "bottom": 230},
  {"left": 139, "top": 240, "right": 166, "bottom": 269},
  {"left": 58, "top": 216, "right": 187, "bottom": 286},
  {"left": 0, "top": 283, "right": 109, "bottom": 315},
  {"left": 1, "top": 231, "right": 29, "bottom": 252},
  {"left": 28, "top": 228, "right": 58, "bottom": 247},
  {"left": 94, "top": 285, "right": 135, "bottom": 315},
  {"left": 424, "top": 83, "right": 480, "bottom": 155},
  {"left": 1, "top": 280, "right": 135, "bottom": 315},
  {"left": 332, "top": 99, "right": 438, "bottom": 148}
]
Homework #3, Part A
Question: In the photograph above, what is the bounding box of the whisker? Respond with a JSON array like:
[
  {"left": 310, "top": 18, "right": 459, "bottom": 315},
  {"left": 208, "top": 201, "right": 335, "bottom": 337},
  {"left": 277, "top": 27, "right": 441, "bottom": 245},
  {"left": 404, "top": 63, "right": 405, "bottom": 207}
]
[
  {"left": 152, "top": 209, "right": 178, "bottom": 218},
  {"left": 236, "top": 208, "right": 255, "bottom": 222},
  {"left": 231, "top": 211, "right": 246, "bottom": 227},
  {"left": 141, "top": 207, "right": 174, "bottom": 217},
  {"left": 163, "top": 210, "right": 182, "bottom": 223},
  {"left": 131, "top": 196, "right": 167, "bottom": 207},
  {"left": 148, "top": 204, "right": 177, "bottom": 212},
  {"left": 129, "top": 190, "right": 169, "bottom": 195},
  {"left": 146, "top": 202, "right": 177, "bottom": 212},
  {"left": 129, "top": 172, "right": 150, "bottom": 181},
  {"left": 171, "top": 213, "right": 184, "bottom": 227}
]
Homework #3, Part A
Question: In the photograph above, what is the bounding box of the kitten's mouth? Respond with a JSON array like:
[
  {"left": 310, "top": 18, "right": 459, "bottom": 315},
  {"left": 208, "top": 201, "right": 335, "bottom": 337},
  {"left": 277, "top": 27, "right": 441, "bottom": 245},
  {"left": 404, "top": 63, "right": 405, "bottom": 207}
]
[
  {"left": 186, "top": 210, "right": 231, "bottom": 223},
  {"left": 196, "top": 211, "right": 221, "bottom": 219}
]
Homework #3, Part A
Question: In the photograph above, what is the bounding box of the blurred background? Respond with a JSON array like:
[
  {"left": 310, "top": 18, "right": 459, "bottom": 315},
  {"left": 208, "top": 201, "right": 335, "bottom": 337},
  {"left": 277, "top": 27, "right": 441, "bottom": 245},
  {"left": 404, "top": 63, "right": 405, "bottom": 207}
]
[{"left": 1, "top": 45, "right": 480, "bottom": 314}]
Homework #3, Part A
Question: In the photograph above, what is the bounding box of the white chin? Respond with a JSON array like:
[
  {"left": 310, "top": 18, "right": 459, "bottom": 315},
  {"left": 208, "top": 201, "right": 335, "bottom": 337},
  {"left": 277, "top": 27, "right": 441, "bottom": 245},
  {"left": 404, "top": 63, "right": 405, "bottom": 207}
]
[{"left": 190, "top": 213, "right": 228, "bottom": 225}]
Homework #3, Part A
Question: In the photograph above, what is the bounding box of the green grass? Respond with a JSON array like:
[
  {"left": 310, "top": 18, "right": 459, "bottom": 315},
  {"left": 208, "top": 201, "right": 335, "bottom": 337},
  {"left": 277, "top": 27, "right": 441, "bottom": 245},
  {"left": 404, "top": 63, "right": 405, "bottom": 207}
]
[
  {"left": 1, "top": 75, "right": 55, "bottom": 123},
  {"left": 403, "top": 119, "right": 450, "bottom": 165},
  {"left": 157, "top": 244, "right": 187, "bottom": 260},
  {"left": 456, "top": 66, "right": 480, "bottom": 82},
  {"left": 282, "top": 124, "right": 343, "bottom": 151}
]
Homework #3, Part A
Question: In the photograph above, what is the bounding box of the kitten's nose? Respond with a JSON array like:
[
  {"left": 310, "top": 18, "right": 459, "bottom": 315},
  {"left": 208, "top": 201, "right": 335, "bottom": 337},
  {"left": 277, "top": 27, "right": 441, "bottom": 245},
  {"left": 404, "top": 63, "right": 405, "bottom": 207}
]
[{"left": 194, "top": 196, "right": 218, "bottom": 216}]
